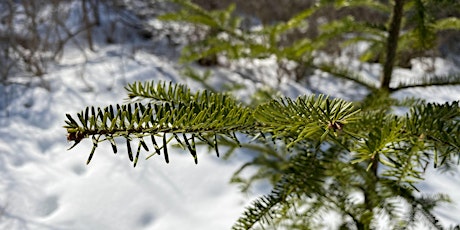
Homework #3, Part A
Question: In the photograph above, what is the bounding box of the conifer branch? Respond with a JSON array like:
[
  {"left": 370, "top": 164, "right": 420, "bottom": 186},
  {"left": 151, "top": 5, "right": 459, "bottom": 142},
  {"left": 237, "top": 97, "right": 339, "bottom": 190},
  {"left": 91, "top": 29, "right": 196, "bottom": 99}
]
[
  {"left": 65, "top": 81, "right": 460, "bottom": 228},
  {"left": 316, "top": 63, "right": 380, "bottom": 90},
  {"left": 392, "top": 73, "right": 460, "bottom": 91},
  {"left": 66, "top": 81, "right": 460, "bottom": 175},
  {"left": 65, "top": 81, "right": 256, "bottom": 166},
  {"left": 65, "top": 81, "right": 361, "bottom": 167},
  {"left": 233, "top": 151, "right": 325, "bottom": 229}
]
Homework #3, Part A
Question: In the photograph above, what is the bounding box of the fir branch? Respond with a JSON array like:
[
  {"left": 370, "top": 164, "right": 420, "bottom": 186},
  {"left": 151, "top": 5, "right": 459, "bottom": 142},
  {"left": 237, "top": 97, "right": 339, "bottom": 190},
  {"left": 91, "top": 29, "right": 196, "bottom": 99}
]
[
  {"left": 330, "top": 0, "right": 391, "bottom": 15},
  {"left": 392, "top": 73, "right": 460, "bottom": 91},
  {"left": 65, "top": 82, "right": 256, "bottom": 166},
  {"left": 232, "top": 193, "right": 285, "bottom": 230},
  {"left": 233, "top": 151, "right": 325, "bottom": 229},
  {"left": 386, "top": 182, "right": 448, "bottom": 229},
  {"left": 65, "top": 80, "right": 460, "bottom": 228},
  {"left": 254, "top": 95, "right": 361, "bottom": 147},
  {"left": 318, "top": 16, "right": 386, "bottom": 43},
  {"left": 159, "top": 0, "right": 245, "bottom": 41},
  {"left": 434, "top": 17, "right": 460, "bottom": 31},
  {"left": 66, "top": 81, "right": 362, "bottom": 166},
  {"left": 126, "top": 80, "right": 194, "bottom": 104},
  {"left": 315, "top": 63, "right": 379, "bottom": 90},
  {"left": 405, "top": 101, "right": 460, "bottom": 165}
]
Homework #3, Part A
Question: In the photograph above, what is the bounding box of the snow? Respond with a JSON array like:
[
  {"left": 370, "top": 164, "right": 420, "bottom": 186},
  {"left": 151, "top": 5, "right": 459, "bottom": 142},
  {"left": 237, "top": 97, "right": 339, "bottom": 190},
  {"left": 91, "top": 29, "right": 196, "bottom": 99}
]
[
  {"left": 1, "top": 2, "right": 459, "bottom": 230},
  {"left": 0, "top": 45, "right": 259, "bottom": 230}
]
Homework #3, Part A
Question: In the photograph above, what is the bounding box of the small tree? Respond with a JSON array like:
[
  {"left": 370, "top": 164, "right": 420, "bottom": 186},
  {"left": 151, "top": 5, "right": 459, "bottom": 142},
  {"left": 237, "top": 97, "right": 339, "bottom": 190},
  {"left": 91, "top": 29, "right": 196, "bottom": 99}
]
[
  {"left": 159, "top": 0, "right": 460, "bottom": 91},
  {"left": 64, "top": 0, "right": 460, "bottom": 228},
  {"left": 65, "top": 81, "right": 460, "bottom": 229},
  {"left": 381, "top": 0, "right": 405, "bottom": 90}
]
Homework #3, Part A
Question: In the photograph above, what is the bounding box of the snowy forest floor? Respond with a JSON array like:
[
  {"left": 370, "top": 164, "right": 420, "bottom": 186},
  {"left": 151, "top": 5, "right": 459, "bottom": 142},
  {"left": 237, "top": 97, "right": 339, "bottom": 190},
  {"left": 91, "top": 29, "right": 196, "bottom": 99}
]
[{"left": 0, "top": 1, "right": 460, "bottom": 229}]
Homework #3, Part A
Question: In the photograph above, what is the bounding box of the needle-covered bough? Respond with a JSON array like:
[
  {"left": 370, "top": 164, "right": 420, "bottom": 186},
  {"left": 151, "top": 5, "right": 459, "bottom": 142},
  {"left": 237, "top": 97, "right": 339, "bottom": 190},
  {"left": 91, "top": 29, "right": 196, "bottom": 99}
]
[
  {"left": 64, "top": 81, "right": 360, "bottom": 167},
  {"left": 65, "top": 81, "right": 460, "bottom": 229}
]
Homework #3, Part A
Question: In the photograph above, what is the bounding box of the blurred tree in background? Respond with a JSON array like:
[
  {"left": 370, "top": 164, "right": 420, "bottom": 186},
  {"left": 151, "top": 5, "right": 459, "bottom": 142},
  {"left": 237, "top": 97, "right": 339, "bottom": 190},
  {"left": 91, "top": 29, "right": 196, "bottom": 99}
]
[{"left": 5, "top": 0, "right": 460, "bottom": 229}]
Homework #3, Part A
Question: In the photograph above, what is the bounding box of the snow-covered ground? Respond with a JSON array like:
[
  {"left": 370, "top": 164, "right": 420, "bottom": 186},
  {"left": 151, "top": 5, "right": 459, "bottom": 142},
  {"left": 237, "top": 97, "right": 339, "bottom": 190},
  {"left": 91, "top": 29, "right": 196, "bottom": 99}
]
[
  {"left": 1, "top": 2, "right": 459, "bottom": 230},
  {"left": 0, "top": 45, "right": 263, "bottom": 230}
]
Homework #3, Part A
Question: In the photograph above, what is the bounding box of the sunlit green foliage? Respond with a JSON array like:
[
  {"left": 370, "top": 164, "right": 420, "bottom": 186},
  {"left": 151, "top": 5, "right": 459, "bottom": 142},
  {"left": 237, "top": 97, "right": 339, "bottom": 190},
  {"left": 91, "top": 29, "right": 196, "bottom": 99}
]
[
  {"left": 161, "top": 0, "right": 460, "bottom": 90},
  {"left": 64, "top": 0, "right": 460, "bottom": 229},
  {"left": 65, "top": 81, "right": 460, "bottom": 229}
]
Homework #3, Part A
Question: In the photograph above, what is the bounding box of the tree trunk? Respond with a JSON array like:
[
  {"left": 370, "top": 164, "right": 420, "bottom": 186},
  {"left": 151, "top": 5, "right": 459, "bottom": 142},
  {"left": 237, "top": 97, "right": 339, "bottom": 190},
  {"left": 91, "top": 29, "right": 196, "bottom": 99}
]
[
  {"left": 380, "top": 0, "right": 405, "bottom": 91},
  {"left": 82, "top": 0, "right": 95, "bottom": 51}
]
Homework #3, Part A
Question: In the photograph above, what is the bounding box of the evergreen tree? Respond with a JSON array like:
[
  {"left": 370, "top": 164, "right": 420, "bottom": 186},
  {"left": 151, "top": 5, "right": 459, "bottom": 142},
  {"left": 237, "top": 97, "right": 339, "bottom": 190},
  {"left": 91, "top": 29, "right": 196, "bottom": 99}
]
[
  {"left": 160, "top": 0, "right": 460, "bottom": 90},
  {"left": 65, "top": 81, "right": 460, "bottom": 229},
  {"left": 64, "top": 0, "right": 460, "bottom": 228}
]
